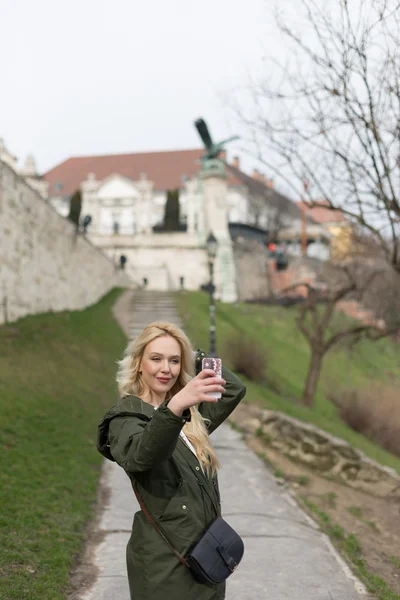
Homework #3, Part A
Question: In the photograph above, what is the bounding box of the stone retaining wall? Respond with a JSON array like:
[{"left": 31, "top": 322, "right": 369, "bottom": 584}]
[
  {"left": 233, "top": 238, "right": 271, "bottom": 301},
  {"left": 229, "top": 403, "right": 400, "bottom": 498},
  {"left": 0, "top": 159, "right": 130, "bottom": 325}
]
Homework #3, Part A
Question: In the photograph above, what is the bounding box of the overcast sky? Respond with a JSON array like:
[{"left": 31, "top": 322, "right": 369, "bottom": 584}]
[{"left": 0, "top": 0, "right": 291, "bottom": 174}]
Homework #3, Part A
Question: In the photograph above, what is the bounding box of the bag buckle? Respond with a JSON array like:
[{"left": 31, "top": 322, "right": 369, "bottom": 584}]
[
  {"left": 217, "top": 546, "right": 238, "bottom": 572},
  {"left": 229, "top": 561, "right": 238, "bottom": 573}
]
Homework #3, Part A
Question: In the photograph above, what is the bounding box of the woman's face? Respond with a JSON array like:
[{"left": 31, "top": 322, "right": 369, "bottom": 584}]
[{"left": 140, "top": 335, "right": 182, "bottom": 403}]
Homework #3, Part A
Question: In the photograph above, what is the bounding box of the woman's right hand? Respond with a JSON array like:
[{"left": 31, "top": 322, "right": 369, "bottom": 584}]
[{"left": 168, "top": 369, "right": 226, "bottom": 416}]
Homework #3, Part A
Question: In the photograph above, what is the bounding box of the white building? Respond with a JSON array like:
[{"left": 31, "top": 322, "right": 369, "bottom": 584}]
[
  {"left": 42, "top": 147, "right": 321, "bottom": 238},
  {"left": 0, "top": 139, "right": 333, "bottom": 300}
]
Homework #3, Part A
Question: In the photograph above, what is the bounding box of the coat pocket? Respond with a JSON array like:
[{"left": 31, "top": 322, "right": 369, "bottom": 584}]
[
  {"left": 157, "top": 481, "right": 198, "bottom": 544},
  {"left": 158, "top": 480, "right": 186, "bottom": 522}
]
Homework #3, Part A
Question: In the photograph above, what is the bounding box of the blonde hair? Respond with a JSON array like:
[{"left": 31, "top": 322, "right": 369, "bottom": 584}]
[{"left": 116, "top": 321, "right": 220, "bottom": 476}]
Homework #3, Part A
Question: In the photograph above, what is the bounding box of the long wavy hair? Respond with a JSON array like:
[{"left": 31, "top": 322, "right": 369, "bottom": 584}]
[{"left": 116, "top": 321, "right": 220, "bottom": 475}]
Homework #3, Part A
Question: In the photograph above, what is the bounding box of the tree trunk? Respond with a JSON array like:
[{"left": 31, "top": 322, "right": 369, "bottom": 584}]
[{"left": 301, "top": 348, "right": 324, "bottom": 407}]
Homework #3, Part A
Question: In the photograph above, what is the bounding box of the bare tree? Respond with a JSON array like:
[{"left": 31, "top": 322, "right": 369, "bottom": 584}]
[
  {"left": 247, "top": 189, "right": 269, "bottom": 228},
  {"left": 266, "top": 206, "right": 286, "bottom": 244},
  {"left": 246, "top": 189, "right": 286, "bottom": 240},
  {"left": 236, "top": 0, "right": 400, "bottom": 273},
  {"left": 361, "top": 264, "right": 400, "bottom": 331},
  {"left": 282, "top": 265, "right": 399, "bottom": 407},
  {"left": 339, "top": 230, "right": 400, "bottom": 330}
]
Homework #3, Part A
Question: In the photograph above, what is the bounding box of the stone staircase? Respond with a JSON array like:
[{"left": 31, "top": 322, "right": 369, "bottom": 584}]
[{"left": 127, "top": 290, "right": 182, "bottom": 339}]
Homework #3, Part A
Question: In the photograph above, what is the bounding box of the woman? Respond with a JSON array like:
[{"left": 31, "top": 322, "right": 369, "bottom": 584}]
[{"left": 97, "top": 321, "right": 246, "bottom": 600}]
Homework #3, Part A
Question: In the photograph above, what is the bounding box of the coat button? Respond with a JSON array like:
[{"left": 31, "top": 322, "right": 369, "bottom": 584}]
[
  {"left": 195, "top": 466, "right": 200, "bottom": 471},
  {"left": 182, "top": 505, "right": 187, "bottom": 510}
]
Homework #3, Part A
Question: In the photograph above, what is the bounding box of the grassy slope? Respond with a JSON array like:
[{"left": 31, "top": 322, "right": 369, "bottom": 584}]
[
  {"left": 175, "top": 291, "right": 400, "bottom": 473},
  {"left": 0, "top": 289, "right": 127, "bottom": 600}
]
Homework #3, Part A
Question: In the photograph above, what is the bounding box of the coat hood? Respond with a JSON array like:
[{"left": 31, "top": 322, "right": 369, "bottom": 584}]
[{"left": 97, "top": 395, "right": 155, "bottom": 461}]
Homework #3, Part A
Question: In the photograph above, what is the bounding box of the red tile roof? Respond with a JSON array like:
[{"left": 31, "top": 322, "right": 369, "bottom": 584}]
[
  {"left": 43, "top": 148, "right": 206, "bottom": 196},
  {"left": 43, "top": 147, "right": 296, "bottom": 207},
  {"left": 296, "top": 201, "right": 347, "bottom": 224}
]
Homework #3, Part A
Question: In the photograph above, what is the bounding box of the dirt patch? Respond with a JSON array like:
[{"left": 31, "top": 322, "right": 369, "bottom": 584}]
[
  {"left": 247, "top": 435, "right": 400, "bottom": 596},
  {"left": 66, "top": 464, "right": 111, "bottom": 600}
]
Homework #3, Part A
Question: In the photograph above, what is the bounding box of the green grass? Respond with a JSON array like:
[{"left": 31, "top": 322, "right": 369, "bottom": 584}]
[
  {"left": 321, "top": 492, "right": 337, "bottom": 508},
  {"left": 347, "top": 506, "right": 363, "bottom": 518},
  {"left": 274, "top": 468, "right": 286, "bottom": 479},
  {"left": 296, "top": 475, "right": 310, "bottom": 486},
  {"left": 300, "top": 498, "right": 400, "bottom": 600},
  {"left": 346, "top": 507, "right": 379, "bottom": 531},
  {"left": 390, "top": 557, "right": 400, "bottom": 570},
  {"left": 0, "top": 289, "right": 127, "bottom": 600},
  {"left": 175, "top": 291, "right": 400, "bottom": 473}
]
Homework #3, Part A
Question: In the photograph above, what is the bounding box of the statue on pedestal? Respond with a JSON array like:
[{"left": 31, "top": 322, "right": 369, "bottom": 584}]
[
  {"left": 193, "top": 118, "right": 239, "bottom": 302},
  {"left": 194, "top": 118, "right": 239, "bottom": 177}
]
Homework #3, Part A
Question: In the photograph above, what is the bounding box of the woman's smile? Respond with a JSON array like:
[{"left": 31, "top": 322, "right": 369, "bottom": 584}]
[
  {"left": 139, "top": 335, "right": 182, "bottom": 405},
  {"left": 156, "top": 376, "right": 171, "bottom": 383}
]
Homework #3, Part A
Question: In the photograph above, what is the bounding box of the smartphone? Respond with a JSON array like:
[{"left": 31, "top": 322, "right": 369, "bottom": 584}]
[{"left": 202, "top": 357, "right": 222, "bottom": 399}]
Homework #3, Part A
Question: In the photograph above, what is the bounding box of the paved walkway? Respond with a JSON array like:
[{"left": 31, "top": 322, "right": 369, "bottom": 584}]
[{"left": 80, "top": 290, "right": 371, "bottom": 600}]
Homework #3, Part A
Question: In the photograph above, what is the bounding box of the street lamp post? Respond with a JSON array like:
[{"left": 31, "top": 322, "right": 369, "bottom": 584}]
[{"left": 206, "top": 232, "right": 218, "bottom": 357}]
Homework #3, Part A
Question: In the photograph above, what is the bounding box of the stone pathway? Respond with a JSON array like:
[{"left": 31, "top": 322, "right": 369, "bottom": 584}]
[{"left": 79, "top": 289, "right": 372, "bottom": 600}]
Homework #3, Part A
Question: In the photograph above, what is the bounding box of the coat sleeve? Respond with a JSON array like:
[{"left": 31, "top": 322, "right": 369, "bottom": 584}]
[
  {"left": 198, "top": 363, "right": 246, "bottom": 434},
  {"left": 107, "top": 403, "right": 188, "bottom": 474}
]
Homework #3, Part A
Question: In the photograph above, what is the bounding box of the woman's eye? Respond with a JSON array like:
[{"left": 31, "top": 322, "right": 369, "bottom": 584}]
[
  {"left": 151, "top": 357, "right": 160, "bottom": 361},
  {"left": 171, "top": 359, "right": 180, "bottom": 364}
]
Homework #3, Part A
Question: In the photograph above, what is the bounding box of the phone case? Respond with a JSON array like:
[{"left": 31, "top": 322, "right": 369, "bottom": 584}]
[{"left": 202, "top": 357, "right": 222, "bottom": 399}]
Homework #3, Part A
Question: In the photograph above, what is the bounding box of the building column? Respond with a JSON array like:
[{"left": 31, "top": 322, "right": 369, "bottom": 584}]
[
  {"left": 200, "top": 161, "right": 237, "bottom": 303},
  {"left": 137, "top": 173, "right": 153, "bottom": 234}
]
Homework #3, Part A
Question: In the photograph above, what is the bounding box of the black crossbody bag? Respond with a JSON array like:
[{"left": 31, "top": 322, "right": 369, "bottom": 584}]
[{"left": 133, "top": 485, "right": 244, "bottom": 585}]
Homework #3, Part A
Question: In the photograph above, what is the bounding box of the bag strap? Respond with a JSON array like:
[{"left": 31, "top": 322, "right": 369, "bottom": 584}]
[{"left": 132, "top": 483, "right": 189, "bottom": 568}]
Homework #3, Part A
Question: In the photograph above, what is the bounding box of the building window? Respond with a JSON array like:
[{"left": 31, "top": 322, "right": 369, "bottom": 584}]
[{"left": 113, "top": 221, "right": 120, "bottom": 235}]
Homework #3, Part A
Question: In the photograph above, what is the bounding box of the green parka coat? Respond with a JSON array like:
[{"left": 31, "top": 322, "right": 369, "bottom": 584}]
[{"left": 97, "top": 355, "right": 246, "bottom": 600}]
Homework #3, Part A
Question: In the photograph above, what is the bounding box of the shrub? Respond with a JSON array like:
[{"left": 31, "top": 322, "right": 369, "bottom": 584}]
[
  {"left": 328, "top": 384, "right": 400, "bottom": 457},
  {"left": 224, "top": 335, "right": 267, "bottom": 382},
  {"left": 68, "top": 188, "right": 82, "bottom": 229},
  {"left": 163, "top": 189, "right": 181, "bottom": 231}
]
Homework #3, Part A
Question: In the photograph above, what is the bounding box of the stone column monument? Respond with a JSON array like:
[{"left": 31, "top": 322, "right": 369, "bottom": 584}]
[{"left": 194, "top": 118, "right": 238, "bottom": 303}]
